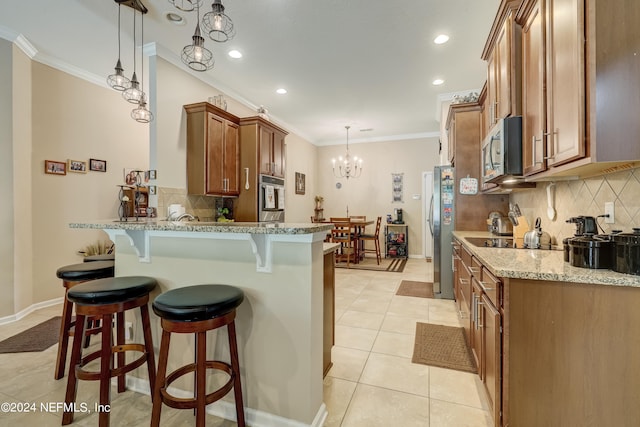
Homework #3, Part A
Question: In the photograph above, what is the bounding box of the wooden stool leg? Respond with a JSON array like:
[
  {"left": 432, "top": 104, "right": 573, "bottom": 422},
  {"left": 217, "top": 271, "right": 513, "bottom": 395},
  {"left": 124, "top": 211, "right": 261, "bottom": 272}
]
[
  {"left": 62, "top": 313, "right": 86, "bottom": 425},
  {"left": 140, "top": 304, "right": 156, "bottom": 395},
  {"left": 116, "top": 311, "right": 126, "bottom": 393},
  {"left": 228, "top": 320, "right": 245, "bottom": 427},
  {"left": 151, "top": 329, "right": 171, "bottom": 427},
  {"left": 55, "top": 291, "right": 74, "bottom": 380},
  {"left": 98, "top": 314, "right": 113, "bottom": 427},
  {"left": 196, "top": 330, "right": 207, "bottom": 427}
]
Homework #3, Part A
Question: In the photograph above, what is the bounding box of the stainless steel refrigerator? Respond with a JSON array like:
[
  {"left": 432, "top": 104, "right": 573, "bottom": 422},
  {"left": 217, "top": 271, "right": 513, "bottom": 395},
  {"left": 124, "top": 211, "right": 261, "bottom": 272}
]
[{"left": 429, "top": 165, "right": 455, "bottom": 299}]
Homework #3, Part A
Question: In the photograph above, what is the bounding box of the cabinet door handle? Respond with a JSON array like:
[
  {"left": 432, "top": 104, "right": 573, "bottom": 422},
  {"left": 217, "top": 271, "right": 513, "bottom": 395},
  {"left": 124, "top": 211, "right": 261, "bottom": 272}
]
[
  {"left": 532, "top": 133, "right": 543, "bottom": 165},
  {"left": 469, "top": 266, "right": 480, "bottom": 275},
  {"left": 477, "top": 301, "right": 484, "bottom": 328},
  {"left": 543, "top": 130, "right": 558, "bottom": 160},
  {"left": 459, "top": 278, "right": 469, "bottom": 285}
]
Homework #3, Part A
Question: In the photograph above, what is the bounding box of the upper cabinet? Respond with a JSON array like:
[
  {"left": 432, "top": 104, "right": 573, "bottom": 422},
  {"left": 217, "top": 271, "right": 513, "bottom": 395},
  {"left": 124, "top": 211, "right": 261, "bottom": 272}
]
[
  {"left": 481, "top": 1, "right": 522, "bottom": 136},
  {"left": 184, "top": 102, "right": 240, "bottom": 197},
  {"left": 517, "top": 0, "right": 585, "bottom": 177},
  {"left": 516, "top": 0, "right": 640, "bottom": 179},
  {"left": 241, "top": 117, "right": 288, "bottom": 179}
]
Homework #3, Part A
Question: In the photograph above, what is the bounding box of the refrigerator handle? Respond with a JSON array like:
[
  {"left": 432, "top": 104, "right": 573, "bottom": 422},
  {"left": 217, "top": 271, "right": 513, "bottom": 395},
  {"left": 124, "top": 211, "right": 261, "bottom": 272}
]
[{"left": 428, "top": 194, "right": 434, "bottom": 236}]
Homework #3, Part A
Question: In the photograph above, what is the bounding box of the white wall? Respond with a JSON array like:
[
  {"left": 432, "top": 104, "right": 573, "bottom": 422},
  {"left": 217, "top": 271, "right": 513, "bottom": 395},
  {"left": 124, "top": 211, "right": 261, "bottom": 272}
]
[{"left": 316, "top": 137, "right": 440, "bottom": 257}]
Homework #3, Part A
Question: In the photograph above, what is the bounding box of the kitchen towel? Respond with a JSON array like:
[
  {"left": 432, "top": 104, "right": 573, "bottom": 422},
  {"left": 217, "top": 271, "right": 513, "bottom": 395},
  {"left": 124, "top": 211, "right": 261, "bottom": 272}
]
[{"left": 265, "top": 185, "right": 276, "bottom": 209}]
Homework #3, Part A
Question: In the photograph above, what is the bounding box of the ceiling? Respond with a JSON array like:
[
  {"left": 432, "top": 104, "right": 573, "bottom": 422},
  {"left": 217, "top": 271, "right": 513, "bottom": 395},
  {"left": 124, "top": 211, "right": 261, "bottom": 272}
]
[{"left": 0, "top": 0, "right": 501, "bottom": 145}]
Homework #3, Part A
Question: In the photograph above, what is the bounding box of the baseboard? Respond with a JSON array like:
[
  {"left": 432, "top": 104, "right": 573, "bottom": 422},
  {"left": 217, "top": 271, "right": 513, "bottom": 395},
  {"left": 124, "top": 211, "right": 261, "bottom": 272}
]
[
  {"left": 0, "top": 297, "right": 64, "bottom": 325},
  {"left": 126, "top": 376, "right": 328, "bottom": 427}
]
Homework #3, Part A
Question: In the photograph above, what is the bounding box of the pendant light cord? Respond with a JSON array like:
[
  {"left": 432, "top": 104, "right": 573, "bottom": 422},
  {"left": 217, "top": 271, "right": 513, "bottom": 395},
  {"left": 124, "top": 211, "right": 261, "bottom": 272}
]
[
  {"left": 117, "top": 4, "right": 122, "bottom": 59},
  {"left": 140, "top": 3, "right": 144, "bottom": 92}
]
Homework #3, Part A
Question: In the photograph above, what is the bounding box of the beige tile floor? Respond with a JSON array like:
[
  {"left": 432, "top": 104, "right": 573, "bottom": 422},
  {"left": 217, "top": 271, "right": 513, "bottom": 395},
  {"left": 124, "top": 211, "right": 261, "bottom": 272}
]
[
  {"left": 0, "top": 258, "right": 492, "bottom": 426},
  {"left": 324, "top": 258, "right": 493, "bottom": 427}
]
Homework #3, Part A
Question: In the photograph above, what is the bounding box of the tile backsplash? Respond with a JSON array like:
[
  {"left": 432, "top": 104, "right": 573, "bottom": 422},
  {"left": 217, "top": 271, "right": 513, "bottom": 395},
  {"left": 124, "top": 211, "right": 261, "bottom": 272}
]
[
  {"left": 510, "top": 167, "right": 640, "bottom": 244},
  {"left": 158, "top": 187, "right": 233, "bottom": 221}
]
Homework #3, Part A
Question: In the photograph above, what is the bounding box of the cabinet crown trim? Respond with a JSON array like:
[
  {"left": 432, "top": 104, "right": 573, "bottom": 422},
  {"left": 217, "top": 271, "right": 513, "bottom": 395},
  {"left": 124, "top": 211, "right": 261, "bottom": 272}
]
[
  {"left": 481, "top": 0, "right": 520, "bottom": 60},
  {"left": 239, "top": 116, "right": 289, "bottom": 135},
  {"left": 183, "top": 102, "right": 240, "bottom": 124}
]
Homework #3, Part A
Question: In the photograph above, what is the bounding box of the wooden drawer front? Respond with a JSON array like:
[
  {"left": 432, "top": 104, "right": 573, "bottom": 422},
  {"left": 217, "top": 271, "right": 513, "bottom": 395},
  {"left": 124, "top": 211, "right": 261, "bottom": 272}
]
[
  {"left": 461, "top": 245, "right": 473, "bottom": 268},
  {"left": 470, "top": 256, "right": 482, "bottom": 278},
  {"left": 480, "top": 266, "right": 501, "bottom": 308}
]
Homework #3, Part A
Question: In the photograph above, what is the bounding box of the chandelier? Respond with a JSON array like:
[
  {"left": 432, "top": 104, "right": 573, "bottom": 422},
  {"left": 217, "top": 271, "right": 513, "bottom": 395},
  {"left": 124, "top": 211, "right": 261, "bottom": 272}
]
[{"left": 332, "top": 126, "right": 363, "bottom": 179}]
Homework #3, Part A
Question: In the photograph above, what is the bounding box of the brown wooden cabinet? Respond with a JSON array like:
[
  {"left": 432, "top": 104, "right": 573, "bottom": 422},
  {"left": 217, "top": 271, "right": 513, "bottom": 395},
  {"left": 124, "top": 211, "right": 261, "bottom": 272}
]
[
  {"left": 482, "top": 1, "right": 521, "bottom": 129},
  {"left": 242, "top": 117, "right": 287, "bottom": 178},
  {"left": 517, "top": 0, "right": 585, "bottom": 177},
  {"left": 516, "top": 0, "right": 640, "bottom": 179},
  {"left": 445, "top": 103, "right": 509, "bottom": 230},
  {"left": 458, "top": 241, "right": 503, "bottom": 427},
  {"left": 184, "top": 102, "right": 240, "bottom": 196},
  {"left": 236, "top": 117, "right": 288, "bottom": 222}
]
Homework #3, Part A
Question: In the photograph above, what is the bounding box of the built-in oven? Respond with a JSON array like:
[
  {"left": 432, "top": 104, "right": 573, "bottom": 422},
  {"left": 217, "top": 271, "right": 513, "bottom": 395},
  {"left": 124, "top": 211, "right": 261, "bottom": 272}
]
[
  {"left": 258, "top": 174, "right": 285, "bottom": 222},
  {"left": 481, "top": 116, "right": 523, "bottom": 185}
]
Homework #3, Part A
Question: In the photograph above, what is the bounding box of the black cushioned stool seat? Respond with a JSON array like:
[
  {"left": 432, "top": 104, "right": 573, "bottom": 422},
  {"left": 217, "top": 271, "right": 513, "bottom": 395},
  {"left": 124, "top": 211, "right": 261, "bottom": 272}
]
[
  {"left": 83, "top": 253, "right": 116, "bottom": 262},
  {"left": 151, "top": 285, "right": 246, "bottom": 427},
  {"left": 54, "top": 260, "right": 115, "bottom": 380},
  {"left": 62, "top": 276, "right": 157, "bottom": 427}
]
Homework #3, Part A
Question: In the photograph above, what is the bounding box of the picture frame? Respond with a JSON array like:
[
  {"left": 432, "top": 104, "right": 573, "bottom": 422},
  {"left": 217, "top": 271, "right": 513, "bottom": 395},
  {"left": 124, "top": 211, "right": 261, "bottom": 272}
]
[
  {"left": 148, "top": 185, "right": 157, "bottom": 195},
  {"left": 89, "top": 158, "right": 107, "bottom": 172},
  {"left": 44, "top": 160, "right": 66, "bottom": 175},
  {"left": 295, "top": 172, "right": 306, "bottom": 195},
  {"left": 67, "top": 159, "right": 87, "bottom": 173}
]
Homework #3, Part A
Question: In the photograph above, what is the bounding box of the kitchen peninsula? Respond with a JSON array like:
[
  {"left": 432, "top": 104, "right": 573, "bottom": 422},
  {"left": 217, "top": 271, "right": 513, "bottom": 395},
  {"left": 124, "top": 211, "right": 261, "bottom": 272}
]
[
  {"left": 454, "top": 231, "right": 640, "bottom": 427},
  {"left": 70, "top": 220, "right": 333, "bottom": 427}
]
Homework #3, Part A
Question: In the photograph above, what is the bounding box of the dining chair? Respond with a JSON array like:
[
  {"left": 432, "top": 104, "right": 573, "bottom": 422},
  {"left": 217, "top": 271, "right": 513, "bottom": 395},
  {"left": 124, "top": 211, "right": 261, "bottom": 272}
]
[
  {"left": 358, "top": 216, "right": 382, "bottom": 264},
  {"left": 330, "top": 221, "right": 356, "bottom": 267}
]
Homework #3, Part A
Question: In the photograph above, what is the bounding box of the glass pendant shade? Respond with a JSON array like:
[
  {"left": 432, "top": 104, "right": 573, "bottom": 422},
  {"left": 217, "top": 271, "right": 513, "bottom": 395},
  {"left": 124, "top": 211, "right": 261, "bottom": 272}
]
[
  {"left": 202, "top": 0, "right": 235, "bottom": 42},
  {"left": 182, "top": 24, "right": 214, "bottom": 71},
  {"left": 122, "top": 72, "right": 144, "bottom": 104},
  {"left": 132, "top": 95, "right": 153, "bottom": 123},
  {"left": 107, "top": 59, "right": 131, "bottom": 91}
]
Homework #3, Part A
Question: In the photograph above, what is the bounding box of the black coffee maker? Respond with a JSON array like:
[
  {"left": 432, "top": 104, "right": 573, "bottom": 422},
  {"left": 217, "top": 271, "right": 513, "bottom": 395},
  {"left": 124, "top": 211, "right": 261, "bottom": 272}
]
[{"left": 393, "top": 208, "right": 404, "bottom": 224}]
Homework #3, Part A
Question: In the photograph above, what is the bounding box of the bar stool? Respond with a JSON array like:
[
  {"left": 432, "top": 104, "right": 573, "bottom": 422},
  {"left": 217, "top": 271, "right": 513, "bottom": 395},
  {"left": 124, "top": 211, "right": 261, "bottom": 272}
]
[
  {"left": 62, "top": 276, "right": 157, "bottom": 427},
  {"left": 55, "top": 260, "right": 115, "bottom": 380},
  {"left": 83, "top": 253, "right": 115, "bottom": 262},
  {"left": 151, "top": 284, "right": 245, "bottom": 427}
]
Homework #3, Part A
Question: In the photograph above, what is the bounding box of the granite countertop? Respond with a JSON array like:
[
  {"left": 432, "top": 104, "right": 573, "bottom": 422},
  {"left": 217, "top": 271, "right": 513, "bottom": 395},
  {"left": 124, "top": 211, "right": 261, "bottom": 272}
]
[
  {"left": 323, "top": 242, "right": 340, "bottom": 254},
  {"left": 453, "top": 231, "right": 640, "bottom": 288},
  {"left": 70, "top": 219, "right": 333, "bottom": 235}
]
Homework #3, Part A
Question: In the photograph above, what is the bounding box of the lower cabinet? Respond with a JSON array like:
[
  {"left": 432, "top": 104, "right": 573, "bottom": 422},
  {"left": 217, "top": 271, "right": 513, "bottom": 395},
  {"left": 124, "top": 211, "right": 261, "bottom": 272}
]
[{"left": 458, "top": 241, "right": 503, "bottom": 427}]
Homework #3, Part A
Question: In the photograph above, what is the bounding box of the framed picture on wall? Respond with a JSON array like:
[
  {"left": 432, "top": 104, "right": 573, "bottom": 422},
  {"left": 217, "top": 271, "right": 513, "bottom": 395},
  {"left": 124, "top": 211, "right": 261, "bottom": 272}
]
[
  {"left": 89, "top": 158, "right": 107, "bottom": 172},
  {"left": 295, "top": 172, "right": 306, "bottom": 195},
  {"left": 44, "top": 160, "right": 66, "bottom": 175},
  {"left": 67, "top": 159, "right": 88, "bottom": 173}
]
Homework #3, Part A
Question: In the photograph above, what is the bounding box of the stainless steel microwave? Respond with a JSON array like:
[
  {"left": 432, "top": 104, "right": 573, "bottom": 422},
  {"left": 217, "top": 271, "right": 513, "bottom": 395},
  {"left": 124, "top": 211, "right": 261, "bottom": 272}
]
[{"left": 481, "top": 116, "right": 523, "bottom": 184}]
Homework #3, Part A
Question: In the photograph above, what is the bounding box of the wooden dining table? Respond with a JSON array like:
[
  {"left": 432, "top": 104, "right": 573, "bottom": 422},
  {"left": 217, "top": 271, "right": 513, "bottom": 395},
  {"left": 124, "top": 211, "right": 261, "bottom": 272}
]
[{"left": 323, "top": 219, "right": 374, "bottom": 264}]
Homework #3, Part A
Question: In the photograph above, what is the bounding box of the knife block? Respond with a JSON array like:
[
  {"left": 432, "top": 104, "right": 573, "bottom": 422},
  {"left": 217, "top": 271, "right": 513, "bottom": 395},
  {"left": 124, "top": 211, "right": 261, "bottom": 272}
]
[{"left": 513, "top": 216, "right": 530, "bottom": 248}]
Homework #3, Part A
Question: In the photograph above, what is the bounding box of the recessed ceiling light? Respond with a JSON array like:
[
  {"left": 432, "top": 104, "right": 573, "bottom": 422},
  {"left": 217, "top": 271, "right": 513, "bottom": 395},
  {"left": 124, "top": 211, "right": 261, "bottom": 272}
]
[
  {"left": 164, "top": 11, "right": 185, "bottom": 25},
  {"left": 228, "top": 50, "right": 242, "bottom": 59},
  {"left": 432, "top": 79, "right": 445, "bottom": 86},
  {"left": 434, "top": 34, "right": 450, "bottom": 45},
  {"left": 276, "top": 88, "right": 287, "bottom": 94}
]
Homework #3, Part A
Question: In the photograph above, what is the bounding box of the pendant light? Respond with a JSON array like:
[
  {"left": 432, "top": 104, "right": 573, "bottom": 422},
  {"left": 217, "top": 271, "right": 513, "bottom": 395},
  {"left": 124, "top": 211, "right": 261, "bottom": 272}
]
[
  {"left": 332, "top": 126, "right": 363, "bottom": 179},
  {"left": 107, "top": 3, "right": 131, "bottom": 91},
  {"left": 181, "top": 1, "right": 214, "bottom": 71},
  {"left": 168, "top": 0, "right": 202, "bottom": 12},
  {"left": 122, "top": 4, "right": 144, "bottom": 104},
  {"left": 201, "top": 0, "right": 235, "bottom": 43},
  {"left": 131, "top": 5, "right": 153, "bottom": 123}
]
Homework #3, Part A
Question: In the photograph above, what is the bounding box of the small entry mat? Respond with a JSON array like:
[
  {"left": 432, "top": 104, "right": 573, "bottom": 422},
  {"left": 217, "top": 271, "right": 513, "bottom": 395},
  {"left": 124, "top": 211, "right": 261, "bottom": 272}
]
[
  {"left": 0, "top": 316, "right": 61, "bottom": 354},
  {"left": 412, "top": 322, "right": 477, "bottom": 374},
  {"left": 396, "top": 280, "right": 434, "bottom": 298}
]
